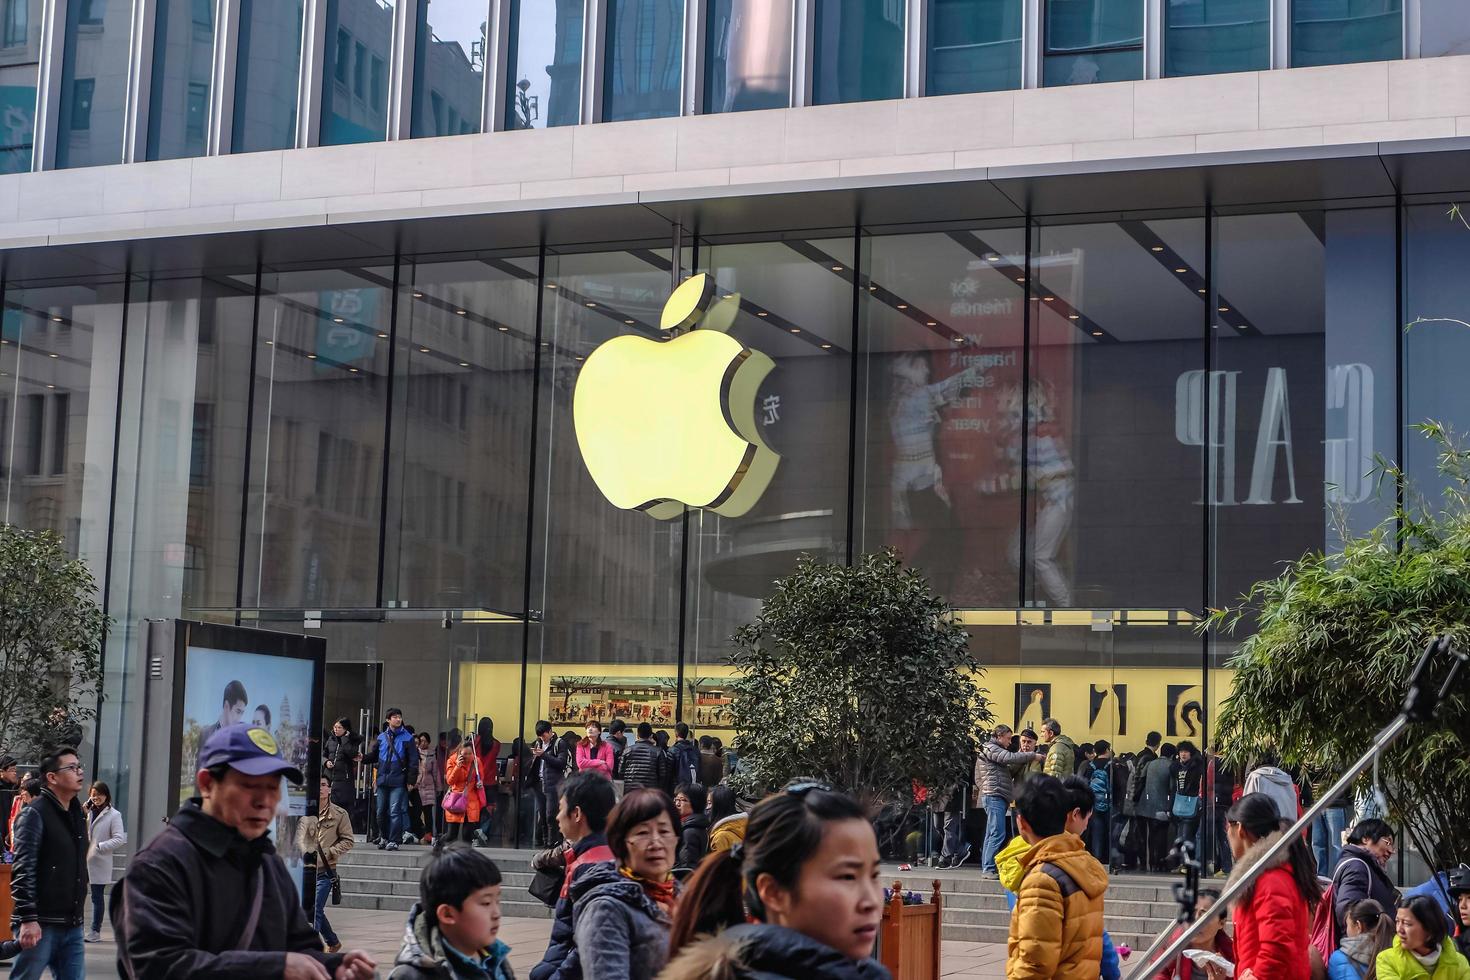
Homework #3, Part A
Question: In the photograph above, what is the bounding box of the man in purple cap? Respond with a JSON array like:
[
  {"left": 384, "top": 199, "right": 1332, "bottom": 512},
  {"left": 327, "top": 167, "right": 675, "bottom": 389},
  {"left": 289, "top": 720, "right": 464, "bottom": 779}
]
[{"left": 111, "top": 724, "right": 377, "bottom": 980}]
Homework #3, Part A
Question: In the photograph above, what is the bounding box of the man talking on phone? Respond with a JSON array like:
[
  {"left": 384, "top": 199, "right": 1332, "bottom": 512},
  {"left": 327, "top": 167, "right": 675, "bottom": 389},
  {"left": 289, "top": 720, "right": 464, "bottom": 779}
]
[{"left": 112, "top": 725, "right": 376, "bottom": 980}]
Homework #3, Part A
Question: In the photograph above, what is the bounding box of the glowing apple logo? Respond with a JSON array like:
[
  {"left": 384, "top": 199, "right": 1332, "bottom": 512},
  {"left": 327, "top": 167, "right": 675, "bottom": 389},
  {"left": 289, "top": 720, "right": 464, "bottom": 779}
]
[{"left": 573, "top": 273, "right": 779, "bottom": 520}]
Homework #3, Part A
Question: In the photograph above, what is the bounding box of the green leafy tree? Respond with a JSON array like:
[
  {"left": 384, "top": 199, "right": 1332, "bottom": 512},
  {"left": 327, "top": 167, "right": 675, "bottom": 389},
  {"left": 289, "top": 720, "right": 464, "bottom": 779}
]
[
  {"left": 0, "top": 525, "right": 108, "bottom": 758},
  {"left": 727, "top": 549, "right": 992, "bottom": 811},
  {"left": 1211, "top": 424, "right": 1470, "bottom": 869}
]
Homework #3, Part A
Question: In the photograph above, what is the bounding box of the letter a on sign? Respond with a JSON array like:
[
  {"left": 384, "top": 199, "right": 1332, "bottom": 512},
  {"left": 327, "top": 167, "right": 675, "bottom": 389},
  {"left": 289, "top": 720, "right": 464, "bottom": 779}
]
[{"left": 1246, "top": 367, "right": 1300, "bottom": 505}]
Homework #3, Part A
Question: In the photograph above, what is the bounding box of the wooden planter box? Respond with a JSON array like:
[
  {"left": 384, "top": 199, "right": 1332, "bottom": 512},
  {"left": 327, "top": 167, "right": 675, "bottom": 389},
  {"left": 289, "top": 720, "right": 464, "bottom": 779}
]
[{"left": 878, "top": 879, "right": 942, "bottom": 980}]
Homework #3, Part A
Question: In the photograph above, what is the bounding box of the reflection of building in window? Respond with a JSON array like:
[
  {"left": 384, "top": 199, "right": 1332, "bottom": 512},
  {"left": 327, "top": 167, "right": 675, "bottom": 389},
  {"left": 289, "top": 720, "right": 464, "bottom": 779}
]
[
  {"left": 77, "top": 0, "right": 103, "bottom": 25},
  {"left": 70, "top": 78, "right": 94, "bottom": 129},
  {"left": 190, "top": 0, "right": 211, "bottom": 27},
  {"left": 3, "top": 0, "right": 26, "bottom": 47},
  {"left": 352, "top": 40, "right": 366, "bottom": 99},
  {"left": 185, "top": 82, "right": 207, "bottom": 141},
  {"left": 334, "top": 27, "right": 350, "bottom": 82},
  {"left": 369, "top": 55, "right": 383, "bottom": 112}
]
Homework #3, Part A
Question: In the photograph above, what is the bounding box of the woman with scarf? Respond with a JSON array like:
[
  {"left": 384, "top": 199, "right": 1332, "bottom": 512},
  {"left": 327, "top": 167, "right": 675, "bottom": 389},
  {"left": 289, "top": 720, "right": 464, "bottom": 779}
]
[
  {"left": 1375, "top": 896, "right": 1470, "bottom": 980},
  {"left": 1330, "top": 900, "right": 1394, "bottom": 980},
  {"left": 569, "top": 788, "right": 680, "bottom": 979}
]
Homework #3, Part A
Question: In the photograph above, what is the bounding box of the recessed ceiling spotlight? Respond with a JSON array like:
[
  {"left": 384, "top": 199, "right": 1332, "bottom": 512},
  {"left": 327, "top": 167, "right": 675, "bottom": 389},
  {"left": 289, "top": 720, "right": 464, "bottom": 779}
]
[
  {"left": 1218, "top": 306, "right": 1230, "bottom": 312},
  {"left": 459, "top": 361, "right": 469, "bottom": 367},
  {"left": 790, "top": 328, "right": 801, "bottom": 334},
  {"left": 412, "top": 291, "right": 423, "bottom": 298},
  {"left": 585, "top": 302, "right": 597, "bottom": 308},
  {"left": 1068, "top": 314, "right": 1079, "bottom": 320},
  {"left": 897, "top": 304, "right": 908, "bottom": 310},
  {"left": 455, "top": 310, "right": 466, "bottom": 316},
  {"left": 378, "top": 332, "right": 389, "bottom": 338},
  {"left": 756, "top": 311, "right": 769, "bottom": 317},
  {"left": 307, "top": 353, "right": 317, "bottom": 359},
  {"left": 1174, "top": 267, "right": 1187, "bottom": 274},
  {"left": 1151, "top": 246, "right": 1163, "bottom": 252},
  {"left": 832, "top": 265, "right": 844, "bottom": 272},
  {"left": 1043, "top": 296, "right": 1055, "bottom": 302},
  {"left": 419, "top": 347, "right": 430, "bottom": 353},
  {"left": 820, "top": 343, "right": 833, "bottom": 349},
  {"left": 498, "top": 325, "right": 509, "bottom": 332},
  {"left": 925, "top": 321, "right": 937, "bottom": 327}
]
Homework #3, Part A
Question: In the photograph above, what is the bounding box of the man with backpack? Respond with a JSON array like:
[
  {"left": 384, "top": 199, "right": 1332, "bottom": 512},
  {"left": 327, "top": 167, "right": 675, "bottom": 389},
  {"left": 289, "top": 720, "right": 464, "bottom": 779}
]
[
  {"left": 669, "top": 724, "right": 700, "bottom": 788},
  {"left": 1080, "top": 741, "right": 1115, "bottom": 866}
]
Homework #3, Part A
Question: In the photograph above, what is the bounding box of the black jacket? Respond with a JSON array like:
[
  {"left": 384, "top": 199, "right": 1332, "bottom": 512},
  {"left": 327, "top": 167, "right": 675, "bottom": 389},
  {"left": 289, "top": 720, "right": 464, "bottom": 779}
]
[
  {"left": 10, "top": 789, "right": 88, "bottom": 927},
  {"left": 677, "top": 812, "right": 710, "bottom": 870},
  {"left": 532, "top": 737, "right": 570, "bottom": 795},
  {"left": 661, "top": 923, "right": 892, "bottom": 980},
  {"left": 621, "top": 740, "right": 665, "bottom": 791},
  {"left": 669, "top": 740, "right": 700, "bottom": 787},
  {"left": 323, "top": 732, "right": 361, "bottom": 785},
  {"left": 1332, "top": 844, "right": 1400, "bottom": 933},
  {"left": 112, "top": 799, "right": 345, "bottom": 979},
  {"left": 529, "top": 833, "right": 614, "bottom": 980}
]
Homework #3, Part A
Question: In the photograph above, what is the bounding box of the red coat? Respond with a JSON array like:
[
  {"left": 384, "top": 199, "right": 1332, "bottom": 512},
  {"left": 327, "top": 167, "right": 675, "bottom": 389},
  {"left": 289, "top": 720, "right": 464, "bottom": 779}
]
[{"left": 1233, "top": 864, "right": 1312, "bottom": 980}]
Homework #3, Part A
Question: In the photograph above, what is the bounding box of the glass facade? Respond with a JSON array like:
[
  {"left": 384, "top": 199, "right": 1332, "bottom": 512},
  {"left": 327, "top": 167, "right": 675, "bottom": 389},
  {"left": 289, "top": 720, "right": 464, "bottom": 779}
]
[
  {"left": 1419, "top": 0, "right": 1470, "bottom": 56},
  {"left": 1165, "top": 0, "right": 1269, "bottom": 75},
  {"left": 147, "top": 0, "right": 217, "bottom": 159},
  {"left": 233, "top": 0, "right": 305, "bottom": 152},
  {"left": 319, "top": 0, "right": 392, "bottom": 144},
  {"left": 505, "top": 0, "right": 583, "bottom": 128},
  {"left": 1044, "top": 0, "right": 1143, "bottom": 85},
  {"left": 603, "top": 0, "right": 682, "bottom": 122},
  {"left": 813, "top": 0, "right": 904, "bottom": 105},
  {"left": 9, "top": 199, "right": 1456, "bottom": 852},
  {"left": 1292, "top": 0, "right": 1403, "bottom": 67},
  {"left": 56, "top": 0, "right": 131, "bottom": 168},
  {"left": 0, "top": 0, "right": 40, "bottom": 172},
  {"left": 704, "top": 0, "right": 791, "bottom": 112},
  {"left": 410, "top": 0, "right": 487, "bottom": 138},
  {"left": 928, "top": 0, "right": 1022, "bottom": 95}
]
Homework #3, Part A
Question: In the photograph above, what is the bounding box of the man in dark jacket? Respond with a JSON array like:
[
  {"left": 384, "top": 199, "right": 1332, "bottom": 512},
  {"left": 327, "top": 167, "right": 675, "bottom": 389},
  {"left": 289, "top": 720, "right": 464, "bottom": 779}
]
[
  {"left": 367, "top": 708, "right": 420, "bottom": 851},
  {"left": 669, "top": 724, "right": 700, "bottom": 788},
  {"left": 112, "top": 725, "right": 377, "bottom": 980},
  {"left": 530, "top": 720, "right": 569, "bottom": 848},
  {"left": 1333, "top": 818, "right": 1400, "bottom": 933},
  {"left": 9, "top": 746, "right": 88, "bottom": 980},
  {"left": 673, "top": 782, "right": 709, "bottom": 869},
  {"left": 620, "top": 723, "right": 665, "bottom": 792},
  {"left": 530, "top": 772, "right": 616, "bottom": 980},
  {"left": 697, "top": 737, "right": 723, "bottom": 788}
]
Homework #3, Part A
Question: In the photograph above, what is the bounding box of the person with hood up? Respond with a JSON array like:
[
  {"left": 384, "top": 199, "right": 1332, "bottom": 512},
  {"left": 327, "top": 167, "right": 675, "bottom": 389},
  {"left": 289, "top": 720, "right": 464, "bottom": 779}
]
[
  {"left": 1041, "top": 719, "right": 1078, "bottom": 781},
  {"left": 1222, "top": 792, "right": 1322, "bottom": 980},
  {"left": 1329, "top": 899, "right": 1394, "bottom": 980},
  {"left": 1375, "top": 896, "right": 1470, "bottom": 980},
  {"left": 389, "top": 844, "right": 514, "bottom": 980},
  {"left": 569, "top": 789, "right": 681, "bottom": 980},
  {"left": 663, "top": 781, "right": 889, "bottom": 980},
  {"left": 1334, "top": 820, "right": 1402, "bottom": 935},
  {"left": 1243, "top": 760, "right": 1300, "bottom": 825},
  {"left": 706, "top": 786, "right": 746, "bottom": 853},
  {"left": 1006, "top": 774, "right": 1109, "bottom": 980}
]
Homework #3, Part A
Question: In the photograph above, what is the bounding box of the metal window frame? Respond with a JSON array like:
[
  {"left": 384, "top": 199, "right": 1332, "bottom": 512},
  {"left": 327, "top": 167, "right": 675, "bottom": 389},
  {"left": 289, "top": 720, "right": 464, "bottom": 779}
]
[
  {"left": 682, "top": 0, "right": 703, "bottom": 114},
  {"left": 904, "top": 0, "right": 924, "bottom": 97},
  {"left": 1403, "top": 0, "right": 1419, "bottom": 58},
  {"left": 121, "top": 0, "right": 156, "bottom": 162},
  {"left": 1270, "top": 0, "right": 1289, "bottom": 68},
  {"left": 206, "top": 0, "right": 240, "bottom": 153},
  {"left": 1144, "top": 0, "right": 1162, "bottom": 78},
  {"left": 387, "top": 0, "right": 413, "bottom": 138},
  {"left": 484, "top": 0, "right": 510, "bottom": 131},
  {"left": 32, "top": 0, "right": 66, "bottom": 168},
  {"left": 296, "top": 0, "right": 327, "bottom": 146},
  {"left": 791, "top": 0, "right": 812, "bottom": 105},
  {"left": 1022, "top": 0, "right": 1040, "bottom": 88},
  {"left": 581, "top": 0, "right": 604, "bottom": 123}
]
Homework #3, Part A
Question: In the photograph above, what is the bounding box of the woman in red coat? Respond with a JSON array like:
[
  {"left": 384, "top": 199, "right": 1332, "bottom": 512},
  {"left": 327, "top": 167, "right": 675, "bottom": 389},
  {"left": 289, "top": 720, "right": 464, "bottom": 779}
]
[
  {"left": 1223, "top": 792, "right": 1323, "bottom": 980},
  {"left": 473, "top": 717, "right": 501, "bottom": 845}
]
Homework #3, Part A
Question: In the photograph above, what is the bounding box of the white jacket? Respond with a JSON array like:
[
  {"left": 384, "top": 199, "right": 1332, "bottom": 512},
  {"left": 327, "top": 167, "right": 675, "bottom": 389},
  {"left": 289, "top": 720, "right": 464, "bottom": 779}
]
[{"left": 86, "top": 805, "right": 127, "bottom": 885}]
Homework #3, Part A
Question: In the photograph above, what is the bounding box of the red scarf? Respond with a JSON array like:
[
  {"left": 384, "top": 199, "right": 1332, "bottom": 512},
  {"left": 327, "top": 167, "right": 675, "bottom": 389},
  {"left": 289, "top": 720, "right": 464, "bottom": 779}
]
[{"left": 620, "top": 866, "right": 676, "bottom": 913}]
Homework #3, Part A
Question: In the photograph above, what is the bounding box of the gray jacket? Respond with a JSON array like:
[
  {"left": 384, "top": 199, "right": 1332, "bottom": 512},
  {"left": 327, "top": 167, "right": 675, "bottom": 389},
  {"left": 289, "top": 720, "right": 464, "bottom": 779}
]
[
  {"left": 1138, "top": 757, "right": 1175, "bottom": 820},
  {"left": 570, "top": 862, "right": 674, "bottom": 980},
  {"left": 974, "top": 739, "right": 1037, "bottom": 803}
]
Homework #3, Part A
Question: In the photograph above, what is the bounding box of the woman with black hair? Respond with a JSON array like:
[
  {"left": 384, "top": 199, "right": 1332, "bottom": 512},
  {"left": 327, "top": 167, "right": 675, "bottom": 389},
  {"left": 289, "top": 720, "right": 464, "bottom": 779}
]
[
  {"left": 324, "top": 717, "right": 362, "bottom": 820},
  {"left": 1375, "top": 895, "right": 1470, "bottom": 980},
  {"left": 662, "top": 781, "right": 889, "bottom": 980},
  {"left": 1329, "top": 900, "right": 1395, "bottom": 980},
  {"left": 1224, "top": 792, "right": 1323, "bottom": 980}
]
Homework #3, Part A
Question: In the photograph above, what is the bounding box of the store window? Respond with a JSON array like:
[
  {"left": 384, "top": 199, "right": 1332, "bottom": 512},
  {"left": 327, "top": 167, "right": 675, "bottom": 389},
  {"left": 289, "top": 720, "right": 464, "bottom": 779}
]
[
  {"left": 147, "top": 0, "right": 217, "bottom": 160},
  {"left": 703, "top": 0, "right": 792, "bottom": 112},
  {"left": 320, "top": 0, "right": 392, "bottom": 144},
  {"left": 1291, "top": 0, "right": 1401, "bottom": 67},
  {"left": 56, "top": 0, "right": 130, "bottom": 167},
  {"left": 927, "top": 0, "right": 1022, "bottom": 95},
  {"left": 603, "top": 0, "right": 683, "bottom": 121},
  {"left": 1405, "top": 204, "right": 1470, "bottom": 500},
  {"left": 1165, "top": 0, "right": 1269, "bottom": 75},
  {"left": 0, "top": 0, "right": 40, "bottom": 172},
  {"left": 1418, "top": 0, "right": 1470, "bottom": 56},
  {"left": 1043, "top": 0, "right": 1142, "bottom": 85},
  {"left": 505, "top": 0, "right": 582, "bottom": 128},
  {"left": 232, "top": 0, "right": 304, "bottom": 151},
  {"left": 411, "top": 0, "right": 486, "bottom": 137},
  {"left": 812, "top": 0, "right": 904, "bottom": 104}
]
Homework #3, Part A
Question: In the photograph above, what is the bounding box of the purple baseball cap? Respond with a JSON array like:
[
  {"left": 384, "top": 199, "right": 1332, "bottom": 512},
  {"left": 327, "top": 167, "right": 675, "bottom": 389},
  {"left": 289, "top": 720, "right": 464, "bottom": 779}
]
[{"left": 198, "top": 724, "right": 304, "bottom": 783}]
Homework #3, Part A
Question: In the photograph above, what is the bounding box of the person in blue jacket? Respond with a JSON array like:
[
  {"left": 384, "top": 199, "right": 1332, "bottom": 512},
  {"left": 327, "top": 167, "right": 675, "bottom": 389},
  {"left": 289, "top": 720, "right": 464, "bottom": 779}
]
[
  {"left": 368, "top": 708, "right": 420, "bottom": 851},
  {"left": 1329, "top": 899, "right": 1395, "bottom": 980}
]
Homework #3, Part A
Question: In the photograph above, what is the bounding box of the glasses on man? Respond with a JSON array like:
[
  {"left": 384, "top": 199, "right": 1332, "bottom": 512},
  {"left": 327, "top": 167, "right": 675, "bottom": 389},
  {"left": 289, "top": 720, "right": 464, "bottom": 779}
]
[{"left": 55, "top": 763, "right": 84, "bottom": 774}]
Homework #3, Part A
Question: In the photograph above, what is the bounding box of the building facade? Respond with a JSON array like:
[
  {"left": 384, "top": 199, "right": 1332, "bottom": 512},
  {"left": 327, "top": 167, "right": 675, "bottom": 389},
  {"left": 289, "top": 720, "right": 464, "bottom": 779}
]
[{"left": 2, "top": 0, "right": 1470, "bottom": 845}]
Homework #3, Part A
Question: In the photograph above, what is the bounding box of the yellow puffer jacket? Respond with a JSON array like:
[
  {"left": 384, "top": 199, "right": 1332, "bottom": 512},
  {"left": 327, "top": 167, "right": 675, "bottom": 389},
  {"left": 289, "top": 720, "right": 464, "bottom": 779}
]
[
  {"left": 997, "top": 835, "right": 1032, "bottom": 895},
  {"left": 1375, "top": 937, "right": 1470, "bottom": 980},
  {"left": 1006, "top": 833, "right": 1110, "bottom": 980},
  {"left": 708, "top": 814, "right": 747, "bottom": 853}
]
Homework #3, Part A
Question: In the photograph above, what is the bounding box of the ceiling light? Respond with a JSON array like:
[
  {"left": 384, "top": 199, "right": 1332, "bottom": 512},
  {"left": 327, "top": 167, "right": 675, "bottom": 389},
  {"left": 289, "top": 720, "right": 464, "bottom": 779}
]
[
  {"left": 820, "top": 343, "right": 832, "bottom": 349},
  {"left": 1218, "top": 306, "right": 1230, "bottom": 312},
  {"left": 1043, "top": 296, "right": 1055, "bottom": 302},
  {"left": 1151, "top": 246, "right": 1163, "bottom": 252},
  {"left": 378, "top": 332, "right": 389, "bottom": 338},
  {"left": 756, "top": 311, "right": 768, "bottom": 317},
  {"left": 897, "top": 304, "right": 908, "bottom": 310},
  {"left": 419, "top": 347, "right": 430, "bottom": 353},
  {"left": 986, "top": 254, "right": 1000, "bottom": 262},
  {"left": 546, "top": 283, "right": 557, "bottom": 289},
  {"left": 575, "top": 355, "right": 585, "bottom": 361},
  {"left": 1068, "top": 314, "right": 1080, "bottom": 320},
  {"left": 333, "top": 316, "right": 344, "bottom": 323},
  {"left": 925, "top": 321, "right": 937, "bottom": 327},
  {"left": 790, "top": 328, "right": 801, "bottom": 334},
  {"left": 412, "top": 291, "right": 423, "bottom": 298},
  {"left": 1174, "top": 267, "right": 1187, "bottom": 274},
  {"left": 585, "top": 302, "right": 597, "bottom": 308},
  {"left": 46, "top": 383, "right": 55, "bottom": 389},
  {"left": 868, "top": 284, "right": 878, "bottom": 291},
  {"left": 1092, "top": 330, "right": 1103, "bottom": 337},
  {"left": 952, "top": 336, "right": 964, "bottom": 343},
  {"left": 48, "top": 353, "right": 58, "bottom": 358},
  {"left": 455, "top": 310, "right": 466, "bottom": 316},
  {"left": 307, "top": 354, "right": 317, "bottom": 359},
  {"left": 50, "top": 315, "right": 63, "bottom": 322},
  {"left": 542, "top": 342, "right": 549, "bottom": 347},
  {"left": 1197, "top": 288, "right": 1207, "bottom": 294},
  {"left": 459, "top": 361, "right": 469, "bottom": 367},
  {"left": 265, "top": 340, "right": 274, "bottom": 345},
  {"left": 1237, "top": 324, "right": 1248, "bottom": 331},
  {"left": 832, "top": 265, "right": 844, "bottom": 272},
  {"left": 498, "top": 325, "right": 509, "bottom": 332},
  {"left": 624, "top": 319, "right": 635, "bottom": 325},
  {"left": 1015, "top": 277, "right": 1026, "bottom": 283},
  {"left": 349, "top": 367, "right": 359, "bottom": 373}
]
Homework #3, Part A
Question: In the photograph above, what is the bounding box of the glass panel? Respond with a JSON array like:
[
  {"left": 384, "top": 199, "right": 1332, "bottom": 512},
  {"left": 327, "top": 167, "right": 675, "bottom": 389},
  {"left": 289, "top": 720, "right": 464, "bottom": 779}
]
[
  {"left": 0, "top": 0, "right": 42, "bottom": 172},
  {"left": 233, "top": 0, "right": 304, "bottom": 152},
  {"left": 927, "top": 0, "right": 1022, "bottom": 95},
  {"left": 603, "top": 0, "right": 683, "bottom": 121},
  {"left": 383, "top": 257, "right": 538, "bottom": 611},
  {"left": 703, "top": 0, "right": 791, "bottom": 112},
  {"left": 147, "top": 0, "right": 217, "bottom": 160},
  {"left": 684, "top": 237, "right": 854, "bottom": 742},
  {"left": 858, "top": 228, "right": 1026, "bottom": 608},
  {"left": 1405, "top": 204, "right": 1470, "bottom": 498},
  {"left": 319, "top": 0, "right": 392, "bottom": 144},
  {"left": 1164, "top": 0, "right": 1269, "bottom": 76},
  {"left": 56, "top": 0, "right": 131, "bottom": 167},
  {"left": 1418, "top": 0, "right": 1470, "bottom": 56},
  {"left": 410, "top": 0, "right": 486, "bottom": 138},
  {"left": 241, "top": 267, "right": 393, "bottom": 608},
  {"left": 1043, "top": 0, "right": 1142, "bottom": 86},
  {"left": 1291, "top": 0, "right": 1401, "bottom": 67},
  {"left": 505, "top": 0, "right": 582, "bottom": 128},
  {"left": 1028, "top": 219, "right": 1205, "bottom": 609},
  {"left": 813, "top": 0, "right": 904, "bottom": 104}
]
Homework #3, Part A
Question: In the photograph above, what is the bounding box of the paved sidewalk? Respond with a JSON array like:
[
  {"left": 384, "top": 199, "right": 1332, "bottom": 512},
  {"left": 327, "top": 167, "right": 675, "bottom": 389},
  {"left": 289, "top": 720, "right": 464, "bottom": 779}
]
[{"left": 7, "top": 906, "right": 1010, "bottom": 977}]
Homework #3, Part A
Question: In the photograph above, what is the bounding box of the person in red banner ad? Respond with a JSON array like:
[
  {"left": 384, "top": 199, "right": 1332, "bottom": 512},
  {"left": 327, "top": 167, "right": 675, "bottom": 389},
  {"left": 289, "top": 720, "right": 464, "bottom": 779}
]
[{"left": 1223, "top": 792, "right": 1322, "bottom": 980}]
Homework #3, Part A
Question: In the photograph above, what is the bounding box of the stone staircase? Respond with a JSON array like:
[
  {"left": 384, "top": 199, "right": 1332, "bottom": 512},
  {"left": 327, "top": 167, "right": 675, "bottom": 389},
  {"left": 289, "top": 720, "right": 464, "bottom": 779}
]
[{"left": 335, "top": 843, "right": 1191, "bottom": 950}]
